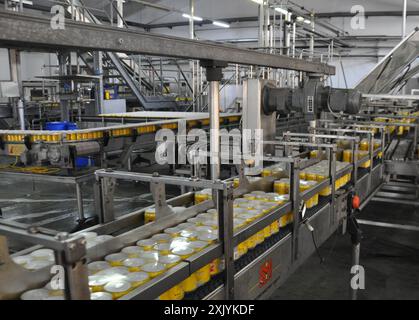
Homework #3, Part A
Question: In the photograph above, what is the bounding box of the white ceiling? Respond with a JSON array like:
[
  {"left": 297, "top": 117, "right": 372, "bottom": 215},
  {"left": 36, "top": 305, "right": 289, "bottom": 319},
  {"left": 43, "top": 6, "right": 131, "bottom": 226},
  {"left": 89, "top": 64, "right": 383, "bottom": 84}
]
[{"left": 122, "top": 0, "right": 419, "bottom": 25}]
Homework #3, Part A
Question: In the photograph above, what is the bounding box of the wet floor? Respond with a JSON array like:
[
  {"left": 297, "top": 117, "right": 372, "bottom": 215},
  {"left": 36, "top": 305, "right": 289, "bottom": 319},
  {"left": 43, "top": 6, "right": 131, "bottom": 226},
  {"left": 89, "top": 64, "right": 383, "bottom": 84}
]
[{"left": 270, "top": 201, "right": 419, "bottom": 300}]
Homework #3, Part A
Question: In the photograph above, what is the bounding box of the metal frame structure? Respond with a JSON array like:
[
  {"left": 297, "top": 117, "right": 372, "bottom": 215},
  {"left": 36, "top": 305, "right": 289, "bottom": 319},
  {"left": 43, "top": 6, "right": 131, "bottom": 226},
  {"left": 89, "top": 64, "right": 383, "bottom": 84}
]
[{"left": 0, "top": 130, "right": 386, "bottom": 300}]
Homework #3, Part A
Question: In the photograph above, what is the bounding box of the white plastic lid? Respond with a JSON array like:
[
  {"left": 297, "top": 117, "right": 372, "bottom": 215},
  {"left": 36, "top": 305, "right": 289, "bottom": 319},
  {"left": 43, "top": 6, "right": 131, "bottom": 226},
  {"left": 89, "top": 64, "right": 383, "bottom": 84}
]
[
  {"left": 88, "top": 261, "right": 110, "bottom": 272},
  {"left": 197, "top": 231, "right": 219, "bottom": 242},
  {"left": 142, "top": 262, "right": 166, "bottom": 273},
  {"left": 89, "top": 275, "right": 111, "bottom": 287},
  {"left": 136, "top": 239, "right": 157, "bottom": 247},
  {"left": 30, "top": 249, "right": 54, "bottom": 260},
  {"left": 158, "top": 254, "right": 181, "bottom": 265},
  {"left": 171, "top": 246, "right": 194, "bottom": 257},
  {"left": 126, "top": 272, "right": 149, "bottom": 283},
  {"left": 104, "top": 280, "right": 131, "bottom": 293},
  {"left": 189, "top": 240, "right": 208, "bottom": 250},
  {"left": 123, "top": 258, "right": 146, "bottom": 268},
  {"left": 25, "top": 259, "right": 53, "bottom": 270},
  {"left": 180, "top": 229, "right": 198, "bottom": 239},
  {"left": 78, "top": 232, "right": 98, "bottom": 240},
  {"left": 121, "top": 246, "right": 144, "bottom": 255},
  {"left": 96, "top": 267, "right": 130, "bottom": 277},
  {"left": 154, "top": 243, "right": 171, "bottom": 252},
  {"left": 105, "top": 253, "right": 128, "bottom": 262},
  {"left": 139, "top": 251, "right": 159, "bottom": 262},
  {"left": 151, "top": 233, "right": 172, "bottom": 242},
  {"left": 21, "top": 288, "right": 50, "bottom": 300},
  {"left": 164, "top": 227, "right": 182, "bottom": 235},
  {"left": 90, "top": 292, "right": 113, "bottom": 300},
  {"left": 94, "top": 235, "right": 114, "bottom": 243},
  {"left": 12, "top": 255, "right": 32, "bottom": 266}
]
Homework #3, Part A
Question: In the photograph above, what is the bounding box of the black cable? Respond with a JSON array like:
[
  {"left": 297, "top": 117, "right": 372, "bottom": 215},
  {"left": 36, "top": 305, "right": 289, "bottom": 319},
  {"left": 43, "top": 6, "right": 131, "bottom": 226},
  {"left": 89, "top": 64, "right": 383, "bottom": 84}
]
[{"left": 310, "top": 227, "right": 325, "bottom": 264}]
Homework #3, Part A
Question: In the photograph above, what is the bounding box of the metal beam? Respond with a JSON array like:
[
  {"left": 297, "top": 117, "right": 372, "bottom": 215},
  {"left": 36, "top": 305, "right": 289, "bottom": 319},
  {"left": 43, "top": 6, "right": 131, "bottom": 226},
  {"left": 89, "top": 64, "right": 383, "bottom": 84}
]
[{"left": 0, "top": 11, "right": 334, "bottom": 74}]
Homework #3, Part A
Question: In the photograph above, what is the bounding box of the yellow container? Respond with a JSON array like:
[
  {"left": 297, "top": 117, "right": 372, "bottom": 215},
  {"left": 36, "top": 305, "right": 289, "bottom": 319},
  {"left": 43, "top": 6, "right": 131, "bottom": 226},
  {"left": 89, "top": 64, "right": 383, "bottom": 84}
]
[
  {"left": 299, "top": 172, "right": 307, "bottom": 180},
  {"left": 121, "top": 246, "right": 144, "bottom": 258},
  {"left": 88, "top": 275, "right": 110, "bottom": 293},
  {"left": 164, "top": 227, "right": 182, "bottom": 238},
  {"left": 359, "top": 139, "right": 370, "bottom": 152},
  {"left": 255, "top": 231, "right": 265, "bottom": 245},
  {"left": 87, "top": 261, "right": 111, "bottom": 275},
  {"left": 197, "top": 231, "right": 218, "bottom": 244},
  {"left": 144, "top": 208, "right": 156, "bottom": 224},
  {"left": 104, "top": 280, "right": 132, "bottom": 299},
  {"left": 126, "top": 272, "right": 149, "bottom": 288},
  {"left": 105, "top": 253, "right": 129, "bottom": 267},
  {"left": 189, "top": 240, "right": 209, "bottom": 253},
  {"left": 151, "top": 233, "right": 172, "bottom": 244},
  {"left": 209, "top": 258, "right": 221, "bottom": 275},
  {"left": 271, "top": 220, "right": 280, "bottom": 234},
  {"left": 279, "top": 215, "right": 288, "bottom": 227},
  {"left": 306, "top": 172, "right": 317, "bottom": 181},
  {"left": 136, "top": 239, "right": 157, "bottom": 251},
  {"left": 300, "top": 180, "right": 319, "bottom": 209},
  {"left": 195, "top": 264, "right": 211, "bottom": 286},
  {"left": 171, "top": 247, "right": 194, "bottom": 260},
  {"left": 343, "top": 150, "right": 353, "bottom": 163},
  {"left": 194, "top": 189, "right": 212, "bottom": 204},
  {"left": 181, "top": 274, "right": 198, "bottom": 293},
  {"left": 316, "top": 173, "right": 331, "bottom": 196},
  {"left": 263, "top": 226, "right": 272, "bottom": 238},
  {"left": 154, "top": 243, "right": 171, "bottom": 256},
  {"left": 274, "top": 179, "right": 290, "bottom": 195},
  {"left": 246, "top": 235, "right": 257, "bottom": 249},
  {"left": 90, "top": 292, "right": 113, "bottom": 300},
  {"left": 262, "top": 169, "right": 273, "bottom": 177},
  {"left": 159, "top": 254, "right": 181, "bottom": 269},
  {"left": 142, "top": 262, "right": 166, "bottom": 278},
  {"left": 238, "top": 242, "right": 248, "bottom": 256},
  {"left": 164, "top": 285, "right": 185, "bottom": 300},
  {"left": 123, "top": 258, "right": 146, "bottom": 272}
]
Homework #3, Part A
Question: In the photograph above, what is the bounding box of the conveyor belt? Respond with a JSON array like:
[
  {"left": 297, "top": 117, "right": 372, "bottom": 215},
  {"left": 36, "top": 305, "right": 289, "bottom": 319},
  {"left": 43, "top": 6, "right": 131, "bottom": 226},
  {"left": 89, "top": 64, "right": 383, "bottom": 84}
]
[
  {"left": 185, "top": 225, "right": 294, "bottom": 300},
  {"left": 392, "top": 139, "right": 412, "bottom": 161}
]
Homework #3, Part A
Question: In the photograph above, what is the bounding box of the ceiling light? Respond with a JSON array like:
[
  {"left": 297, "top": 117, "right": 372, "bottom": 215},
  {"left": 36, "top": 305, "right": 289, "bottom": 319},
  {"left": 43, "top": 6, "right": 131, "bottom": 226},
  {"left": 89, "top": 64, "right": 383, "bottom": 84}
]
[
  {"left": 213, "top": 21, "right": 230, "bottom": 28},
  {"left": 10, "top": 0, "right": 33, "bottom": 5},
  {"left": 296, "top": 16, "right": 305, "bottom": 22},
  {"left": 182, "top": 13, "right": 203, "bottom": 21},
  {"left": 250, "top": 0, "right": 264, "bottom": 4},
  {"left": 304, "top": 19, "right": 312, "bottom": 24},
  {"left": 274, "top": 7, "right": 288, "bottom": 15}
]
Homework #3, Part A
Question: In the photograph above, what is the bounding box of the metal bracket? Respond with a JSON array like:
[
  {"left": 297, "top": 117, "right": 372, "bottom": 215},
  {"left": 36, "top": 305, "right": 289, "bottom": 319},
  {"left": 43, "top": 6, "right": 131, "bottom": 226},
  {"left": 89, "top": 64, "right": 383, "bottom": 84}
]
[
  {"left": 150, "top": 174, "right": 174, "bottom": 220},
  {"left": 100, "top": 176, "right": 116, "bottom": 223},
  {"left": 236, "top": 160, "right": 251, "bottom": 190}
]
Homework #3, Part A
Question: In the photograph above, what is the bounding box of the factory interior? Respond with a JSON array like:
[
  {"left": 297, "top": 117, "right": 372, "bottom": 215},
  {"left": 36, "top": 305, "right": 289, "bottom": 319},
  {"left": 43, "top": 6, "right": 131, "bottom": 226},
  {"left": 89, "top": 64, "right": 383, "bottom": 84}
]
[{"left": 0, "top": 0, "right": 418, "bottom": 302}]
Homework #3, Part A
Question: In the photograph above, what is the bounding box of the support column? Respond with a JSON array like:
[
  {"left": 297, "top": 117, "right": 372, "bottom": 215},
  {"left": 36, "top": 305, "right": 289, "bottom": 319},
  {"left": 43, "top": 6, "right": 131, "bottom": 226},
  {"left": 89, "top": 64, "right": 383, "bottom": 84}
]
[
  {"left": 93, "top": 51, "right": 104, "bottom": 115},
  {"left": 201, "top": 60, "right": 227, "bottom": 181},
  {"left": 116, "top": 0, "right": 124, "bottom": 28},
  {"left": 58, "top": 52, "right": 70, "bottom": 122}
]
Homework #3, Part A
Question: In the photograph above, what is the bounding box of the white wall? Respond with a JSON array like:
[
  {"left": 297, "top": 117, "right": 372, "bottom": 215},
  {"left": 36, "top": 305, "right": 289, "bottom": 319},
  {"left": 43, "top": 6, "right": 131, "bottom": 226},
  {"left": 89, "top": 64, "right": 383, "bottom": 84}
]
[
  {"left": 20, "top": 52, "right": 57, "bottom": 81},
  {"left": 0, "top": 49, "right": 11, "bottom": 81}
]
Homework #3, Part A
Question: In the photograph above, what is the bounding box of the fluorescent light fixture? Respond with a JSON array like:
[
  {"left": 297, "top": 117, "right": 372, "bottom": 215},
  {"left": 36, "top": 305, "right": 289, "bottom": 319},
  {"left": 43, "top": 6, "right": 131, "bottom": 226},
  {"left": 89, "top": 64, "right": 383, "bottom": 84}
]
[
  {"left": 213, "top": 20, "right": 230, "bottom": 28},
  {"left": 274, "top": 7, "right": 288, "bottom": 15},
  {"left": 182, "top": 13, "right": 203, "bottom": 21},
  {"left": 250, "top": 0, "right": 264, "bottom": 4},
  {"left": 304, "top": 19, "right": 312, "bottom": 24},
  {"left": 296, "top": 16, "right": 305, "bottom": 22},
  {"left": 10, "top": 0, "right": 33, "bottom": 5}
]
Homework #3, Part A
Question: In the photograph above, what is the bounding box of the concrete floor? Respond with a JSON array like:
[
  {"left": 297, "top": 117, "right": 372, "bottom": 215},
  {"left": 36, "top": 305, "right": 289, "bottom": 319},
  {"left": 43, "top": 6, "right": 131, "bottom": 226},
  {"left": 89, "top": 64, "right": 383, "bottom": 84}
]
[{"left": 271, "top": 201, "right": 419, "bottom": 300}]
